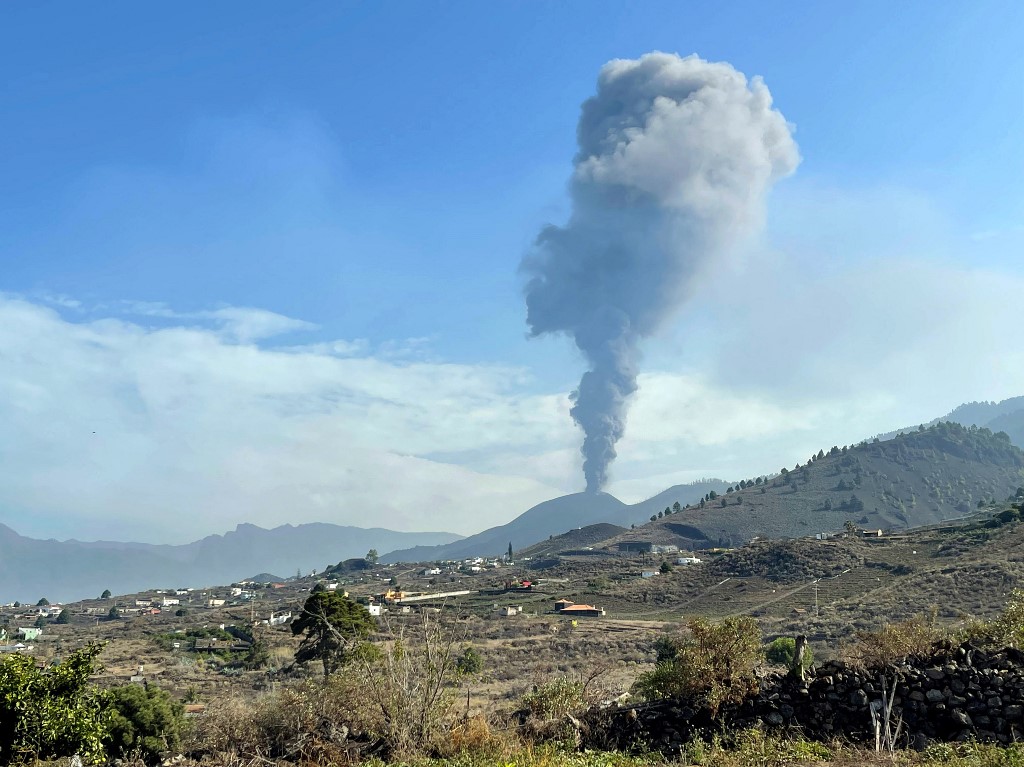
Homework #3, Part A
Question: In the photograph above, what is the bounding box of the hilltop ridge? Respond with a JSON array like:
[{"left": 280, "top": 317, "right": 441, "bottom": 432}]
[
  {"left": 0, "top": 522, "right": 462, "bottom": 604},
  {"left": 557, "top": 422, "right": 1024, "bottom": 553},
  {"left": 874, "top": 395, "right": 1024, "bottom": 447}
]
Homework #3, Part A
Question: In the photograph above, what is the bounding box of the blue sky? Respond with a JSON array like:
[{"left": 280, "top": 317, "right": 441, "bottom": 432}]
[{"left": 1, "top": 2, "right": 1022, "bottom": 542}]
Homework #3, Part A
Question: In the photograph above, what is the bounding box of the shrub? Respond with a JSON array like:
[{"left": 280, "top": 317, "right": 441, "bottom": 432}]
[
  {"left": 521, "top": 676, "right": 586, "bottom": 720},
  {"left": 242, "top": 637, "right": 271, "bottom": 670},
  {"left": 355, "top": 611, "right": 465, "bottom": 755},
  {"left": 652, "top": 634, "right": 679, "bottom": 663},
  {"left": 442, "top": 714, "right": 517, "bottom": 761},
  {"left": 192, "top": 678, "right": 367, "bottom": 765},
  {"left": 764, "top": 637, "right": 814, "bottom": 671},
  {"left": 961, "top": 589, "right": 1024, "bottom": 648},
  {"left": 0, "top": 644, "right": 107, "bottom": 765},
  {"left": 997, "top": 508, "right": 1021, "bottom": 525},
  {"left": 104, "top": 684, "right": 185, "bottom": 764},
  {"left": 846, "top": 613, "right": 942, "bottom": 668},
  {"left": 633, "top": 617, "right": 762, "bottom": 713},
  {"left": 455, "top": 645, "right": 483, "bottom": 675}
]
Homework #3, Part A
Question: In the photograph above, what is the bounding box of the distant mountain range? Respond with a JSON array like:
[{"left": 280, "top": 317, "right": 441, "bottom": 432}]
[
  {"left": 0, "top": 523, "right": 462, "bottom": 604},
  {"left": 379, "top": 480, "right": 730, "bottom": 563},
  {"left": 875, "top": 396, "right": 1024, "bottom": 447}
]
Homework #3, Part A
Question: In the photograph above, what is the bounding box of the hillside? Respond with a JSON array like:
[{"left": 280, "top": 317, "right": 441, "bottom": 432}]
[
  {"left": 379, "top": 479, "right": 729, "bottom": 563},
  {"left": 518, "top": 522, "right": 628, "bottom": 558},
  {"left": 498, "top": 499, "right": 1024, "bottom": 650},
  {"left": 596, "top": 422, "right": 1024, "bottom": 551},
  {"left": 0, "top": 522, "right": 462, "bottom": 603}
]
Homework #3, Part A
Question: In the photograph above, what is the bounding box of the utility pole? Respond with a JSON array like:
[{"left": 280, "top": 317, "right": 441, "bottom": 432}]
[{"left": 813, "top": 579, "right": 820, "bottom": 617}]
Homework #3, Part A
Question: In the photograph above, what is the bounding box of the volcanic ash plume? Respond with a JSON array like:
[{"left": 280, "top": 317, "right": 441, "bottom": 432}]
[{"left": 522, "top": 52, "right": 799, "bottom": 493}]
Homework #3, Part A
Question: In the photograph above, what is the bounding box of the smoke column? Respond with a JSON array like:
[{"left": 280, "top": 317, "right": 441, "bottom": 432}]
[{"left": 522, "top": 53, "right": 799, "bottom": 493}]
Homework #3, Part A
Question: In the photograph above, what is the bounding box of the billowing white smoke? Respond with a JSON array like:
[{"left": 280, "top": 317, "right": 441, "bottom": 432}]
[{"left": 522, "top": 52, "right": 799, "bottom": 492}]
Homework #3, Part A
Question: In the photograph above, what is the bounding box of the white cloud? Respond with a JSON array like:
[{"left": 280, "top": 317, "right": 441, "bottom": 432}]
[
  {"left": 201, "top": 307, "right": 318, "bottom": 342},
  {"left": 3, "top": 243, "right": 1023, "bottom": 542},
  {"left": 105, "top": 301, "right": 318, "bottom": 342},
  {"left": 0, "top": 297, "right": 566, "bottom": 542}
]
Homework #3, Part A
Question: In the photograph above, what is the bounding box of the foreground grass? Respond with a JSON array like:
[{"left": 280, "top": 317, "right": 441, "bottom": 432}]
[{"left": 362, "top": 735, "right": 1024, "bottom": 767}]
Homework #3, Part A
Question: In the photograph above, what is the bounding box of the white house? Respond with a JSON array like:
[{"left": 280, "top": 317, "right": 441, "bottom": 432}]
[
  {"left": 675, "top": 557, "right": 703, "bottom": 566},
  {"left": 367, "top": 604, "right": 383, "bottom": 617},
  {"left": 161, "top": 598, "right": 180, "bottom": 607},
  {"left": 268, "top": 611, "right": 292, "bottom": 626},
  {"left": 207, "top": 598, "right": 226, "bottom": 608},
  {"left": 640, "top": 570, "right": 658, "bottom": 579}
]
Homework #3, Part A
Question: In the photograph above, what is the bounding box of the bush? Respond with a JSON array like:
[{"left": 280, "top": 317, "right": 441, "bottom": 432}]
[
  {"left": 962, "top": 589, "right": 1024, "bottom": 648},
  {"left": 192, "top": 678, "right": 370, "bottom": 765},
  {"left": 521, "top": 676, "right": 586, "bottom": 720},
  {"left": 0, "top": 644, "right": 107, "bottom": 765},
  {"left": 242, "top": 637, "right": 271, "bottom": 670},
  {"left": 633, "top": 617, "right": 762, "bottom": 713},
  {"left": 104, "top": 684, "right": 185, "bottom": 764},
  {"left": 846, "top": 613, "right": 942, "bottom": 668},
  {"left": 764, "top": 637, "right": 814, "bottom": 671},
  {"left": 196, "top": 615, "right": 478, "bottom": 760},
  {"left": 355, "top": 611, "right": 465, "bottom": 755},
  {"left": 455, "top": 645, "right": 483, "bottom": 675}
]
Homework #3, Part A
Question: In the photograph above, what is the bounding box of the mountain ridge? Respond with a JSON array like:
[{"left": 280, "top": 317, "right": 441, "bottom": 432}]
[
  {"left": 873, "top": 395, "right": 1024, "bottom": 447},
  {"left": 0, "top": 522, "right": 462, "bottom": 603},
  {"left": 380, "top": 479, "right": 731, "bottom": 563}
]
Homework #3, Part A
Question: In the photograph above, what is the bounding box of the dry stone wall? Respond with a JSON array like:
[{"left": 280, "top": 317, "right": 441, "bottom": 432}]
[{"left": 583, "top": 642, "right": 1024, "bottom": 753}]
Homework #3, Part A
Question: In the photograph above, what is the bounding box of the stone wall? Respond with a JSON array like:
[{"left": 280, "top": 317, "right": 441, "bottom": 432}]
[{"left": 582, "top": 642, "right": 1024, "bottom": 753}]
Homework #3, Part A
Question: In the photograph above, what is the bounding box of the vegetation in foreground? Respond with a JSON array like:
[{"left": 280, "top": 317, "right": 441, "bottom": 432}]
[
  {"left": 9, "top": 587, "right": 1024, "bottom": 766},
  {"left": 7, "top": 495, "right": 1024, "bottom": 766}
]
